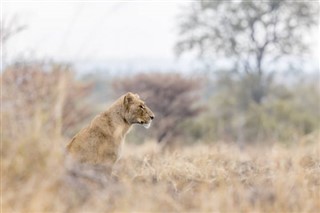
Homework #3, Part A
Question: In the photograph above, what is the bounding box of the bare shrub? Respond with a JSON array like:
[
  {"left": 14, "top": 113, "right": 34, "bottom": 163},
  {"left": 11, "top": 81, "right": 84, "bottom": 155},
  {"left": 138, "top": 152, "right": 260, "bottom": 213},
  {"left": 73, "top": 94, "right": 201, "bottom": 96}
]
[
  {"left": 1, "top": 62, "right": 93, "bottom": 139},
  {"left": 113, "top": 72, "right": 203, "bottom": 146}
]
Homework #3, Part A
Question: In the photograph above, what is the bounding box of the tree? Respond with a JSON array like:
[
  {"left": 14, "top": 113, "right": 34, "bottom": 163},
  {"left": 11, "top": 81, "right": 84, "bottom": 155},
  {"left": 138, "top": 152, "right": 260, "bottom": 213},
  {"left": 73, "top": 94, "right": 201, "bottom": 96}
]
[
  {"left": 113, "top": 72, "right": 203, "bottom": 146},
  {"left": 1, "top": 15, "right": 26, "bottom": 44},
  {"left": 1, "top": 15, "right": 27, "bottom": 65},
  {"left": 176, "top": 0, "right": 318, "bottom": 104}
]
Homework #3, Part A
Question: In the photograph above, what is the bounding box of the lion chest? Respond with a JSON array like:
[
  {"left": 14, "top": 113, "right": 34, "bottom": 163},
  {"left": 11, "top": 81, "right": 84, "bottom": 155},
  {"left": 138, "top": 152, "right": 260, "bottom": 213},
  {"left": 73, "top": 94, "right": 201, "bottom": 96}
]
[{"left": 95, "top": 126, "right": 129, "bottom": 163}]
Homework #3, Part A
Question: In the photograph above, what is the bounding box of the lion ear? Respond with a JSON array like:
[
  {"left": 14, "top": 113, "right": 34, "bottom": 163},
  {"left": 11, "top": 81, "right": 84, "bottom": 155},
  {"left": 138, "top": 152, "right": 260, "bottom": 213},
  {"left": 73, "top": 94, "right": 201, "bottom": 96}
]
[
  {"left": 124, "top": 92, "right": 134, "bottom": 107},
  {"left": 135, "top": 93, "right": 140, "bottom": 99}
]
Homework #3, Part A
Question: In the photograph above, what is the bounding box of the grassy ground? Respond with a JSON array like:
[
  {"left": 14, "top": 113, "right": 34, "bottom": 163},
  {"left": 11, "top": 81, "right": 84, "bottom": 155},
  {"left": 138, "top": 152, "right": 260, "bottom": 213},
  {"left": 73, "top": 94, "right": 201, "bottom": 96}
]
[{"left": 2, "top": 136, "right": 320, "bottom": 213}]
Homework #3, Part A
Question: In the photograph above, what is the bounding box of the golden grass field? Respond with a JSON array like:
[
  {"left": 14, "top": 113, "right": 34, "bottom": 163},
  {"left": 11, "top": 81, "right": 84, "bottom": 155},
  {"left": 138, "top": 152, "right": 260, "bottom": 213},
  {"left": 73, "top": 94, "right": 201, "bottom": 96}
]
[{"left": 3, "top": 133, "right": 320, "bottom": 213}]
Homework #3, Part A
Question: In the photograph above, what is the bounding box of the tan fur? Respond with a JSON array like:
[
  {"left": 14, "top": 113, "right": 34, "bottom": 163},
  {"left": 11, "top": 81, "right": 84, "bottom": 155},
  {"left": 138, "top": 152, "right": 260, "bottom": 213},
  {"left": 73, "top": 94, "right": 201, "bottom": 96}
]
[{"left": 66, "top": 92, "right": 154, "bottom": 165}]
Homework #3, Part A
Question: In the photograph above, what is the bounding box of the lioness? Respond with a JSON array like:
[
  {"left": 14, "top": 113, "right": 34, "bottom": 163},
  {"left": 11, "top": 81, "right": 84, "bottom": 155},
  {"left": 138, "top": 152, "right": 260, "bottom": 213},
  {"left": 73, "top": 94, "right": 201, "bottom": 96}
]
[{"left": 66, "top": 92, "right": 154, "bottom": 166}]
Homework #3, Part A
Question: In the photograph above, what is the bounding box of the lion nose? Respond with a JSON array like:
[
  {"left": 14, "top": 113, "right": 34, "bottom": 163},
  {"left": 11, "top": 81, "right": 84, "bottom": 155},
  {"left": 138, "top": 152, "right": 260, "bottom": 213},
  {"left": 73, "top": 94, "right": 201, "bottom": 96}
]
[{"left": 150, "top": 115, "right": 154, "bottom": 120}]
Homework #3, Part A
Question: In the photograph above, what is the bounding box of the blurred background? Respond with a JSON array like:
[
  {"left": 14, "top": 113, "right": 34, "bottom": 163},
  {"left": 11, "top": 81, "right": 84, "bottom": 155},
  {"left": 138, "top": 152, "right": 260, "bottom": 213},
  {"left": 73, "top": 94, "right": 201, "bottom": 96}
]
[
  {"left": 2, "top": 1, "right": 320, "bottom": 212},
  {"left": 2, "top": 1, "right": 319, "bottom": 147}
]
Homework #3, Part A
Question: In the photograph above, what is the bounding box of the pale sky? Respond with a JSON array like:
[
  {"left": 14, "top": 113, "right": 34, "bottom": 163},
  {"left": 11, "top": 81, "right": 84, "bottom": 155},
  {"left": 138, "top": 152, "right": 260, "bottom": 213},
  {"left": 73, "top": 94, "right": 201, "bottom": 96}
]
[
  {"left": 2, "top": 1, "right": 319, "bottom": 73},
  {"left": 2, "top": 1, "right": 189, "bottom": 63}
]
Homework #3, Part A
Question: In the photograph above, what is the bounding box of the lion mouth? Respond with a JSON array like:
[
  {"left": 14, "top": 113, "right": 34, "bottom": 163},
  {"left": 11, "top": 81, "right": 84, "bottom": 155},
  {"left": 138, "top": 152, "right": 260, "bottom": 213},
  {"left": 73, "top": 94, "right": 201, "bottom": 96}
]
[{"left": 142, "top": 121, "right": 152, "bottom": 129}]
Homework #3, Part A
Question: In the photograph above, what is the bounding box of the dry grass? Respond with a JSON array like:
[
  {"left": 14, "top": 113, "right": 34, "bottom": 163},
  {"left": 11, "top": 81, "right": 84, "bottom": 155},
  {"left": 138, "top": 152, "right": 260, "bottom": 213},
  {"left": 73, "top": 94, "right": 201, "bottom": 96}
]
[
  {"left": 2, "top": 60, "right": 319, "bottom": 213},
  {"left": 2, "top": 135, "right": 320, "bottom": 213}
]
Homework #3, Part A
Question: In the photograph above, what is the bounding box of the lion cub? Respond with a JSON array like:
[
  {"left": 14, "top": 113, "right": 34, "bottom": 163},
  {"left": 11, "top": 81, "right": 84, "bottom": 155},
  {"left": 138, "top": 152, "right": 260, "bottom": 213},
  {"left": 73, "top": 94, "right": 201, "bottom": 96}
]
[{"left": 66, "top": 92, "right": 154, "bottom": 166}]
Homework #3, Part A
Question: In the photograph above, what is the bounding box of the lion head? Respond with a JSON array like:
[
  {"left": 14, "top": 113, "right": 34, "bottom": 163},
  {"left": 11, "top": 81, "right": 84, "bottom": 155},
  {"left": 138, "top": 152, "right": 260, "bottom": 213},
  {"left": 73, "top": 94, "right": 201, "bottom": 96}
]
[{"left": 123, "top": 92, "right": 155, "bottom": 128}]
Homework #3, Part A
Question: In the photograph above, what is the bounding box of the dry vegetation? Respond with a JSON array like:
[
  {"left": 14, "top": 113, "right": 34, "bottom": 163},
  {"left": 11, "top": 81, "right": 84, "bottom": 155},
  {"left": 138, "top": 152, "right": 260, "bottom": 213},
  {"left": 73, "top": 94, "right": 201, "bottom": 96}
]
[
  {"left": 3, "top": 135, "right": 320, "bottom": 212},
  {"left": 2, "top": 63, "right": 319, "bottom": 213}
]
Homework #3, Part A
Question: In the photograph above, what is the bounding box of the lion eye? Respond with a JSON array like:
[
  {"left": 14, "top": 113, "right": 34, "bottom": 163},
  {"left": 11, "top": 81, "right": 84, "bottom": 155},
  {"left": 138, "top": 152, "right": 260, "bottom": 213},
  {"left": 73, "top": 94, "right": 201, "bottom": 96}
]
[{"left": 140, "top": 105, "right": 144, "bottom": 109}]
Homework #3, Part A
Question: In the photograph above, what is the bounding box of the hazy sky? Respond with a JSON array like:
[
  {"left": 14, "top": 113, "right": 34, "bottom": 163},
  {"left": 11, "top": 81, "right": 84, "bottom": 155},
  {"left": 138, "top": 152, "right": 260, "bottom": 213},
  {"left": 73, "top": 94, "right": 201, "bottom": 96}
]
[
  {"left": 3, "top": 1, "right": 189, "bottom": 63},
  {"left": 2, "top": 1, "right": 319, "bottom": 73}
]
